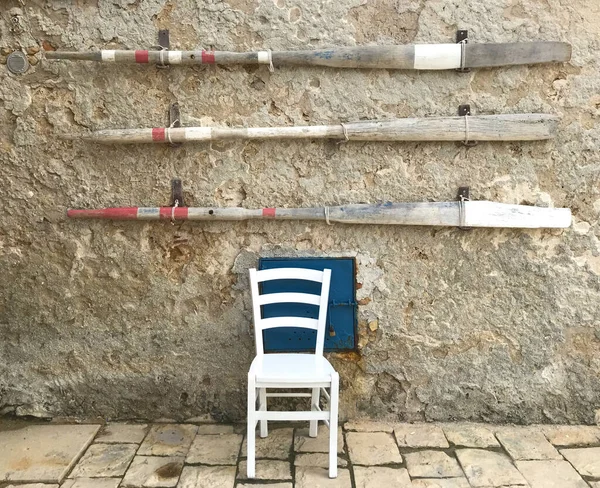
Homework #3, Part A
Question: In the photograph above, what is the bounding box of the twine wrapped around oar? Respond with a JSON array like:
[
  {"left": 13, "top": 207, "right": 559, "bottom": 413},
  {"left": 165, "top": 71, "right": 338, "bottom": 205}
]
[
  {"left": 67, "top": 201, "right": 572, "bottom": 229},
  {"left": 45, "top": 42, "right": 571, "bottom": 70},
  {"left": 62, "top": 114, "right": 559, "bottom": 144}
]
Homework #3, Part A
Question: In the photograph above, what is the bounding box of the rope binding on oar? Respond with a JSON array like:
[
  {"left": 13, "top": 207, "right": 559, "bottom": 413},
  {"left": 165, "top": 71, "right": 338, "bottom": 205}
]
[
  {"left": 324, "top": 206, "right": 332, "bottom": 225},
  {"left": 257, "top": 49, "right": 275, "bottom": 72}
]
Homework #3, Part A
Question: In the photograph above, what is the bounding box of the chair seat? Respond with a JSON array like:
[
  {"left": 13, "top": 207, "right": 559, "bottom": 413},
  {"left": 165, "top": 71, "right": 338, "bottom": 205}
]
[{"left": 250, "top": 353, "right": 336, "bottom": 384}]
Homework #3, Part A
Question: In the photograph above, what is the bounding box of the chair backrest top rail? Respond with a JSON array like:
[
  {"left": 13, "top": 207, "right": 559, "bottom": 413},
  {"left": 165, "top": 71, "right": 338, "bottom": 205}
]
[{"left": 255, "top": 267, "right": 325, "bottom": 283}]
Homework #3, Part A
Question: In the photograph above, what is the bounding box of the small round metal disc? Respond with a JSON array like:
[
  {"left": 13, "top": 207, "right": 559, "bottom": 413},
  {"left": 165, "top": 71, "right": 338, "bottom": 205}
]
[{"left": 7, "top": 51, "right": 29, "bottom": 74}]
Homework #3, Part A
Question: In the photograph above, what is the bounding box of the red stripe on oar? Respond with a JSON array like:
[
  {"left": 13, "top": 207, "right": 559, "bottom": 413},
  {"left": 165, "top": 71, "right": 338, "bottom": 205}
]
[
  {"left": 201, "top": 50, "right": 215, "bottom": 64},
  {"left": 67, "top": 207, "right": 139, "bottom": 219},
  {"left": 134, "top": 50, "right": 149, "bottom": 63},
  {"left": 262, "top": 208, "right": 276, "bottom": 218},
  {"left": 159, "top": 207, "right": 189, "bottom": 220},
  {"left": 152, "top": 128, "right": 165, "bottom": 142}
]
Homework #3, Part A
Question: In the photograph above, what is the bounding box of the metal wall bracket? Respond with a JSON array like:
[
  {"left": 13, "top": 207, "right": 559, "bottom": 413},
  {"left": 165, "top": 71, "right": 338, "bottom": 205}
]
[
  {"left": 168, "top": 102, "right": 182, "bottom": 147},
  {"left": 152, "top": 29, "right": 170, "bottom": 68},
  {"left": 457, "top": 186, "right": 471, "bottom": 230},
  {"left": 158, "top": 29, "right": 170, "bottom": 50},
  {"left": 458, "top": 104, "right": 477, "bottom": 147},
  {"left": 456, "top": 29, "right": 470, "bottom": 73},
  {"left": 170, "top": 178, "right": 185, "bottom": 207}
]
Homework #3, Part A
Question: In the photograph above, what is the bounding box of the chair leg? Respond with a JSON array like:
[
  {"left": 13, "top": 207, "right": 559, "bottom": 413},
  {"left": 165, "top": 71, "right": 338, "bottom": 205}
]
[
  {"left": 259, "top": 387, "right": 268, "bottom": 438},
  {"left": 247, "top": 374, "right": 256, "bottom": 478},
  {"left": 310, "top": 387, "right": 320, "bottom": 437},
  {"left": 329, "top": 372, "right": 339, "bottom": 479}
]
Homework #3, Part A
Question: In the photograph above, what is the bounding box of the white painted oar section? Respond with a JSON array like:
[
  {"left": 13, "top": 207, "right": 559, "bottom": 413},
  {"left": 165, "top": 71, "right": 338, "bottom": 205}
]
[
  {"left": 67, "top": 114, "right": 559, "bottom": 144},
  {"left": 414, "top": 44, "right": 462, "bottom": 69},
  {"left": 67, "top": 201, "right": 572, "bottom": 229}
]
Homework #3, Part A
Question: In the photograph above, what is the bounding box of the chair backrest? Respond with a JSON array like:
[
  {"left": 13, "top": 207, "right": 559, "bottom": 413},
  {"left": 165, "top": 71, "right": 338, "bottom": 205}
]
[{"left": 249, "top": 267, "right": 332, "bottom": 357}]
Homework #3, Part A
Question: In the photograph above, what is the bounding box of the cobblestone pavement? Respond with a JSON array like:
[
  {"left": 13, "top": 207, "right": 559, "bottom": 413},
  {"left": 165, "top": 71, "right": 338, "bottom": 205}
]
[{"left": 1, "top": 420, "right": 600, "bottom": 487}]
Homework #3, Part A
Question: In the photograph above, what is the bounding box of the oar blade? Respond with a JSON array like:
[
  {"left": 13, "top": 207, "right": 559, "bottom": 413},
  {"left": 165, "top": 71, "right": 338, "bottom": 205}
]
[
  {"left": 465, "top": 42, "right": 571, "bottom": 68},
  {"left": 464, "top": 201, "right": 572, "bottom": 228}
]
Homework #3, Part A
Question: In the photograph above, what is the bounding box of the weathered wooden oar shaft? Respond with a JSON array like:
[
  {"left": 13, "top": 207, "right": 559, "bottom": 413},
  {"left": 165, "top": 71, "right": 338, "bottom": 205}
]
[
  {"left": 67, "top": 202, "right": 572, "bottom": 229},
  {"left": 45, "top": 42, "right": 571, "bottom": 69},
  {"left": 69, "top": 114, "right": 558, "bottom": 144}
]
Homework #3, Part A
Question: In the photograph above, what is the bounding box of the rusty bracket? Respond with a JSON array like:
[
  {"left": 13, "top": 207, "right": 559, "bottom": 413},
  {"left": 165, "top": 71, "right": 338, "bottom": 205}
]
[
  {"left": 457, "top": 186, "right": 471, "bottom": 230},
  {"left": 171, "top": 179, "right": 185, "bottom": 207},
  {"left": 151, "top": 29, "right": 170, "bottom": 68},
  {"left": 456, "top": 29, "right": 470, "bottom": 73},
  {"left": 158, "top": 29, "right": 170, "bottom": 50},
  {"left": 458, "top": 104, "right": 477, "bottom": 147},
  {"left": 168, "top": 102, "right": 182, "bottom": 147}
]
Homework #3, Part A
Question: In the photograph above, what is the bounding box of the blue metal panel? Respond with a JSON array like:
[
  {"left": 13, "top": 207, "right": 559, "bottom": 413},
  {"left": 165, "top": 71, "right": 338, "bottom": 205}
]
[{"left": 258, "top": 257, "right": 356, "bottom": 352}]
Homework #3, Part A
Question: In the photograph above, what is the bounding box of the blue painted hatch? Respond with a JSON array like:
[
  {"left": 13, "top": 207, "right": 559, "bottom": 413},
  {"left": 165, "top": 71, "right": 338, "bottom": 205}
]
[{"left": 258, "top": 257, "right": 356, "bottom": 352}]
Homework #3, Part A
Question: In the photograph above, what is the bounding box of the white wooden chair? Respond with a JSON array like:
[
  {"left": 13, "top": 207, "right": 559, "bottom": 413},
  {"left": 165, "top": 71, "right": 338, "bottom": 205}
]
[{"left": 247, "top": 267, "right": 339, "bottom": 479}]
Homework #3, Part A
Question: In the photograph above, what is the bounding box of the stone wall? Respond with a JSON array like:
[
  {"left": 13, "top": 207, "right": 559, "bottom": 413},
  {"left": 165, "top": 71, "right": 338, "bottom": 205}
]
[{"left": 0, "top": 0, "right": 598, "bottom": 423}]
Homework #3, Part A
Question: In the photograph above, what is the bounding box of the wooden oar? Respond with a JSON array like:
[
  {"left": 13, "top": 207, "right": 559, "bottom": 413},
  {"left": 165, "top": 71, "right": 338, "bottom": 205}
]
[
  {"left": 64, "top": 114, "right": 558, "bottom": 144},
  {"left": 45, "top": 42, "right": 571, "bottom": 70},
  {"left": 67, "top": 202, "right": 572, "bottom": 229}
]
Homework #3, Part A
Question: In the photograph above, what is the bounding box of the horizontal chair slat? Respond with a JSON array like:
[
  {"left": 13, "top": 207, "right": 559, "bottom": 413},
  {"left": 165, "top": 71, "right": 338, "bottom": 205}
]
[
  {"left": 256, "top": 381, "right": 331, "bottom": 388},
  {"left": 255, "top": 411, "right": 330, "bottom": 421},
  {"left": 266, "top": 393, "right": 312, "bottom": 398},
  {"left": 258, "top": 292, "right": 321, "bottom": 306},
  {"left": 255, "top": 267, "right": 324, "bottom": 283},
  {"left": 259, "top": 316, "right": 319, "bottom": 330}
]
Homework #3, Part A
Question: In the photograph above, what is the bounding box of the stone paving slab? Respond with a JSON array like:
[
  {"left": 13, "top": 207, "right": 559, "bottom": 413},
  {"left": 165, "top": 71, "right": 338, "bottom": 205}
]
[
  {"left": 455, "top": 449, "right": 528, "bottom": 487},
  {"left": 186, "top": 433, "right": 242, "bottom": 465},
  {"left": 542, "top": 425, "right": 600, "bottom": 446},
  {"left": 353, "top": 466, "right": 411, "bottom": 487},
  {"left": 137, "top": 424, "right": 197, "bottom": 457},
  {"left": 294, "top": 426, "right": 344, "bottom": 453},
  {"left": 5, "top": 484, "right": 59, "bottom": 488},
  {"left": 177, "top": 465, "right": 236, "bottom": 488},
  {"left": 195, "top": 424, "right": 234, "bottom": 434},
  {"left": 346, "top": 432, "right": 402, "bottom": 465},
  {"left": 496, "top": 429, "right": 562, "bottom": 460},
  {"left": 295, "top": 467, "right": 352, "bottom": 487},
  {"left": 121, "top": 456, "right": 184, "bottom": 487},
  {"left": 69, "top": 444, "right": 138, "bottom": 478},
  {"left": 515, "top": 460, "right": 588, "bottom": 488},
  {"left": 95, "top": 423, "right": 149, "bottom": 444},
  {"left": 343, "top": 420, "right": 394, "bottom": 433},
  {"left": 61, "top": 479, "right": 121, "bottom": 488},
  {"left": 559, "top": 447, "right": 600, "bottom": 477},
  {"left": 0, "top": 424, "right": 100, "bottom": 483},
  {"left": 404, "top": 450, "right": 463, "bottom": 478},
  {"left": 410, "top": 479, "right": 470, "bottom": 488},
  {"left": 241, "top": 428, "right": 293, "bottom": 459},
  {"left": 294, "top": 453, "right": 348, "bottom": 468},
  {"left": 237, "top": 460, "right": 292, "bottom": 480},
  {"left": 394, "top": 424, "right": 449, "bottom": 448},
  {"left": 442, "top": 423, "right": 500, "bottom": 448}
]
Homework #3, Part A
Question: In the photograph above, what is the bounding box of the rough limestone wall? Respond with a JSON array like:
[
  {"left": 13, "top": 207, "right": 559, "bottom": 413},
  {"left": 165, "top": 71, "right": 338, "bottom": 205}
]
[{"left": 0, "top": 0, "right": 599, "bottom": 423}]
